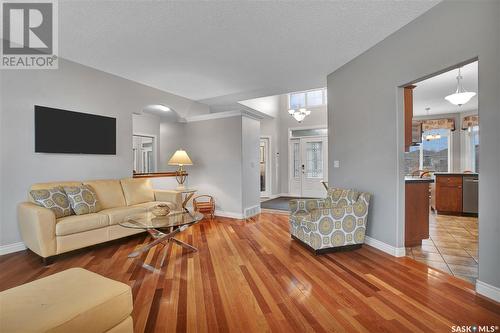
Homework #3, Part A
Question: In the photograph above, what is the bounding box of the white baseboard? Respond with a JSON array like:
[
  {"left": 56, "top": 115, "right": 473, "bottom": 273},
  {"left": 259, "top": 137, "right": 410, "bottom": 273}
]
[
  {"left": 476, "top": 280, "right": 500, "bottom": 303},
  {"left": 364, "top": 236, "right": 406, "bottom": 257},
  {"left": 214, "top": 210, "right": 244, "bottom": 219},
  {"left": 0, "top": 242, "right": 26, "bottom": 255}
]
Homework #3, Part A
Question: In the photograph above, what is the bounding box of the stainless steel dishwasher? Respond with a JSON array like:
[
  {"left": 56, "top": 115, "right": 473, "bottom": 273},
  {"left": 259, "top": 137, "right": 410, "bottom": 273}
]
[{"left": 462, "top": 175, "right": 479, "bottom": 214}]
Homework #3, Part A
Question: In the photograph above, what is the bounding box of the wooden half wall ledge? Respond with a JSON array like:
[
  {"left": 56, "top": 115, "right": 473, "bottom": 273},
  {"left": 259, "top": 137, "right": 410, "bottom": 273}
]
[{"left": 132, "top": 172, "right": 187, "bottom": 179}]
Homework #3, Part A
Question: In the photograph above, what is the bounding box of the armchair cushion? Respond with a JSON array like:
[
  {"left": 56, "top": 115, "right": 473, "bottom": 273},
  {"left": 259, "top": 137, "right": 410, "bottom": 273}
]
[{"left": 290, "top": 190, "right": 371, "bottom": 251}]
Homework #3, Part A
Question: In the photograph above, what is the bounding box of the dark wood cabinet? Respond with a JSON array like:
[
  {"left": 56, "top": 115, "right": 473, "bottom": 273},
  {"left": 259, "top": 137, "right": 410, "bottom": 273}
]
[
  {"left": 404, "top": 86, "right": 416, "bottom": 152},
  {"left": 435, "top": 175, "right": 463, "bottom": 214},
  {"left": 405, "top": 181, "right": 431, "bottom": 247}
]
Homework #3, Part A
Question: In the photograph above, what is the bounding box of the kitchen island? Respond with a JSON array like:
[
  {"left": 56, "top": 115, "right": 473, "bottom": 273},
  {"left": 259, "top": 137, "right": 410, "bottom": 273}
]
[{"left": 405, "top": 177, "right": 434, "bottom": 247}]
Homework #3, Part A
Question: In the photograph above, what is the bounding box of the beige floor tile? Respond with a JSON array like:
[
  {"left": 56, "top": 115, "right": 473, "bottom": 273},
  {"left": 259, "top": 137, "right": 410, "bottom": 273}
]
[
  {"left": 441, "top": 254, "right": 477, "bottom": 266},
  {"left": 448, "top": 264, "right": 478, "bottom": 277},
  {"left": 415, "top": 259, "right": 451, "bottom": 274},
  {"left": 413, "top": 251, "right": 445, "bottom": 262},
  {"left": 437, "top": 247, "right": 471, "bottom": 257}
]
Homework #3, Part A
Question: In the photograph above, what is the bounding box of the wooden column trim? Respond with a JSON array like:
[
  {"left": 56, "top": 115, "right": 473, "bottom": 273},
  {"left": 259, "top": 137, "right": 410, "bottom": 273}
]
[{"left": 404, "top": 85, "right": 416, "bottom": 152}]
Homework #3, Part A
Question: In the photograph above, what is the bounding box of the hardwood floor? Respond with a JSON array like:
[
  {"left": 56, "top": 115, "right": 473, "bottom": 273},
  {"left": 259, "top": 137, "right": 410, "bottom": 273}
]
[{"left": 1, "top": 213, "right": 499, "bottom": 332}]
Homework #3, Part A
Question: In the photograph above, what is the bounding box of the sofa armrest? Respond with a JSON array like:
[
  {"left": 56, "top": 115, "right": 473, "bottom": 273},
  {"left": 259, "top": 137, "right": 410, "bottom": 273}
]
[
  {"left": 17, "top": 202, "right": 57, "bottom": 258},
  {"left": 154, "top": 190, "right": 182, "bottom": 209}
]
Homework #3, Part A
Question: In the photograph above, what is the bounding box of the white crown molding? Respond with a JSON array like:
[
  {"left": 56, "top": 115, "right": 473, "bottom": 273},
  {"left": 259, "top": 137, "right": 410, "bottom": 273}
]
[
  {"left": 0, "top": 242, "right": 26, "bottom": 256},
  {"left": 364, "top": 236, "right": 406, "bottom": 257},
  {"left": 476, "top": 280, "right": 500, "bottom": 303},
  {"left": 183, "top": 110, "right": 242, "bottom": 123},
  {"left": 183, "top": 108, "right": 265, "bottom": 123}
]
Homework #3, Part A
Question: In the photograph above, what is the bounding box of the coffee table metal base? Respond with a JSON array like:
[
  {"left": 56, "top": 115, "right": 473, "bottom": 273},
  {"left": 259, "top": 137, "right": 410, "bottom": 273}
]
[{"left": 128, "top": 225, "right": 197, "bottom": 272}]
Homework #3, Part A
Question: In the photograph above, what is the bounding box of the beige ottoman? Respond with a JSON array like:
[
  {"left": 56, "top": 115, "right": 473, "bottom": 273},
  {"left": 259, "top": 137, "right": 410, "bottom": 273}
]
[{"left": 0, "top": 268, "right": 133, "bottom": 333}]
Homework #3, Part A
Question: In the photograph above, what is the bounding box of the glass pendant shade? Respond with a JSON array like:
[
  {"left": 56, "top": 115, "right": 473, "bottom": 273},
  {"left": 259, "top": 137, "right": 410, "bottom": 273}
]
[
  {"left": 445, "top": 91, "right": 476, "bottom": 106},
  {"left": 444, "top": 68, "right": 476, "bottom": 106},
  {"left": 288, "top": 107, "right": 311, "bottom": 122},
  {"left": 293, "top": 112, "right": 306, "bottom": 122}
]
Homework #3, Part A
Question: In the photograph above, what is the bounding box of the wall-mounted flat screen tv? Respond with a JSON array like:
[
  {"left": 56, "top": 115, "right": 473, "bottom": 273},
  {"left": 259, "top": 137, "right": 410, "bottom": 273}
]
[{"left": 35, "top": 105, "right": 116, "bottom": 154}]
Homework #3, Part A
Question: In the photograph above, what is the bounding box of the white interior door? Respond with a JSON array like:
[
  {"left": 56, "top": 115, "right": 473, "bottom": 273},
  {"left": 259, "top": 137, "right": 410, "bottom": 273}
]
[{"left": 289, "top": 136, "right": 328, "bottom": 198}]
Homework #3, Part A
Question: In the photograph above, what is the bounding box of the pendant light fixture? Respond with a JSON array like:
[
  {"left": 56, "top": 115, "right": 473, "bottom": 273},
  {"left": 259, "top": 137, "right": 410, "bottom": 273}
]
[
  {"left": 288, "top": 107, "right": 311, "bottom": 123},
  {"left": 444, "top": 67, "right": 476, "bottom": 106}
]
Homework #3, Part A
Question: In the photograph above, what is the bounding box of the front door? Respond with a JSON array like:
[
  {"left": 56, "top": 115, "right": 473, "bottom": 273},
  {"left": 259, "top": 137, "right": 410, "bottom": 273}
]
[{"left": 289, "top": 136, "right": 328, "bottom": 198}]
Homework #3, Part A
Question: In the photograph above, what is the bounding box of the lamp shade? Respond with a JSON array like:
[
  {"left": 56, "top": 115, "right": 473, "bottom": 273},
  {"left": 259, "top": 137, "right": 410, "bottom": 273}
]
[{"left": 168, "top": 149, "right": 193, "bottom": 166}]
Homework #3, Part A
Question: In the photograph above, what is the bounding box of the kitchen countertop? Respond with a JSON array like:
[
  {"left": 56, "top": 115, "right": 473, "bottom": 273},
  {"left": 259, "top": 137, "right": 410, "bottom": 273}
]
[
  {"left": 434, "top": 172, "right": 478, "bottom": 176},
  {"left": 405, "top": 177, "right": 435, "bottom": 183}
]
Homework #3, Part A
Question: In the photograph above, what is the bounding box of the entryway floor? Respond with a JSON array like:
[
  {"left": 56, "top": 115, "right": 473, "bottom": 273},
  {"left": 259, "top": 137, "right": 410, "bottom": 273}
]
[
  {"left": 260, "top": 196, "right": 317, "bottom": 211},
  {"left": 406, "top": 212, "right": 478, "bottom": 284}
]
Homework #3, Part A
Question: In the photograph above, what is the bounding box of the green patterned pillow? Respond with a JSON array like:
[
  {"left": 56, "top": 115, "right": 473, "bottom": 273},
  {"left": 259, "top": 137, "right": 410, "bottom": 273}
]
[
  {"left": 63, "top": 185, "right": 101, "bottom": 215},
  {"left": 30, "top": 187, "right": 73, "bottom": 218}
]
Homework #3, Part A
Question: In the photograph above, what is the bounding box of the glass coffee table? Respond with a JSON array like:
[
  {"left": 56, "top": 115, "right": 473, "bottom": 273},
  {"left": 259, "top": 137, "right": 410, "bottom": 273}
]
[{"left": 120, "top": 210, "right": 203, "bottom": 271}]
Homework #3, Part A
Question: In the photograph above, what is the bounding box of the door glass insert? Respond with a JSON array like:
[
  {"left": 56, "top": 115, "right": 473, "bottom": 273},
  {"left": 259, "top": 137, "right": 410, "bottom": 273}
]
[
  {"left": 133, "top": 135, "right": 154, "bottom": 173},
  {"left": 306, "top": 142, "right": 323, "bottom": 178},
  {"left": 293, "top": 142, "right": 300, "bottom": 178}
]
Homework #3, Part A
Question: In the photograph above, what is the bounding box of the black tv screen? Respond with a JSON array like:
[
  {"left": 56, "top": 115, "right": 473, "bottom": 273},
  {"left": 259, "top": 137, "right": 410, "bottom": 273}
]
[{"left": 35, "top": 105, "right": 116, "bottom": 154}]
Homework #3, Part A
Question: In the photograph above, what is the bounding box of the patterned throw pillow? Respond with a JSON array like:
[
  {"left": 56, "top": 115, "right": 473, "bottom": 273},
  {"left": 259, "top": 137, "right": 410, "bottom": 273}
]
[
  {"left": 30, "top": 187, "right": 73, "bottom": 218},
  {"left": 63, "top": 185, "right": 101, "bottom": 215}
]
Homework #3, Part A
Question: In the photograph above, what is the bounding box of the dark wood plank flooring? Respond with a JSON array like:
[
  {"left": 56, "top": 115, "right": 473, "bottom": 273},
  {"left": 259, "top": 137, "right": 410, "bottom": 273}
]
[{"left": 1, "top": 213, "right": 499, "bottom": 332}]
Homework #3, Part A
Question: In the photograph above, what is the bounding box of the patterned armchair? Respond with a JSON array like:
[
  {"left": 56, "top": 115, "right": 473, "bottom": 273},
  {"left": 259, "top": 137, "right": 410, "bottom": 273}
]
[{"left": 289, "top": 188, "right": 371, "bottom": 254}]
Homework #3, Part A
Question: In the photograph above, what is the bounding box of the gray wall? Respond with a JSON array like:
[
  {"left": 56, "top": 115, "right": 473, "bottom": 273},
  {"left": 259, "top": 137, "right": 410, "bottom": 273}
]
[
  {"left": 159, "top": 120, "right": 186, "bottom": 171},
  {"left": 241, "top": 116, "right": 261, "bottom": 211},
  {"left": 184, "top": 116, "right": 243, "bottom": 215},
  {"left": 0, "top": 59, "right": 207, "bottom": 246},
  {"left": 327, "top": 1, "right": 500, "bottom": 289}
]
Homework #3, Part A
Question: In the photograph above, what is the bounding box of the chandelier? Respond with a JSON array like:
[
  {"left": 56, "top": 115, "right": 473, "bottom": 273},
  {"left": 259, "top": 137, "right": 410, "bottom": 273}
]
[
  {"left": 288, "top": 108, "right": 311, "bottom": 123},
  {"left": 444, "top": 67, "right": 476, "bottom": 106}
]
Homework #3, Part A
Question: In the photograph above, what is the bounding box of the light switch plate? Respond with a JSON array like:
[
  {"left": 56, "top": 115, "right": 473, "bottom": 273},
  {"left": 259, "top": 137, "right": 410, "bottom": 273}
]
[{"left": 333, "top": 160, "right": 340, "bottom": 168}]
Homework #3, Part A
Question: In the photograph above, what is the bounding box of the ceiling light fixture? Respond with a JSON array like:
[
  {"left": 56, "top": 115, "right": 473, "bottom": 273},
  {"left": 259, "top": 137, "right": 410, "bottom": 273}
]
[
  {"left": 444, "top": 67, "right": 476, "bottom": 106},
  {"left": 288, "top": 108, "right": 311, "bottom": 123}
]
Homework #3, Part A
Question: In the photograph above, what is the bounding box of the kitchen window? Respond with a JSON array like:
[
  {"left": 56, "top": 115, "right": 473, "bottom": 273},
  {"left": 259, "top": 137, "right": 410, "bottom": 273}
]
[
  {"left": 289, "top": 88, "right": 327, "bottom": 109},
  {"left": 465, "top": 125, "right": 479, "bottom": 173},
  {"left": 404, "top": 128, "right": 451, "bottom": 175}
]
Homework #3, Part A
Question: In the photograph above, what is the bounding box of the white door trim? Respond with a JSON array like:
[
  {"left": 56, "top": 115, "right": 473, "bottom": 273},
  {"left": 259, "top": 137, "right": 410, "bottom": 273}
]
[{"left": 260, "top": 136, "right": 272, "bottom": 198}]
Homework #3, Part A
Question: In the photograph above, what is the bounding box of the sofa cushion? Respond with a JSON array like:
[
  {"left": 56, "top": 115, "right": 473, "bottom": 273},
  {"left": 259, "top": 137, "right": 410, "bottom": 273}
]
[
  {"left": 56, "top": 213, "right": 109, "bottom": 236},
  {"left": 120, "top": 178, "right": 155, "bottom": 206},
  {"left": 0, "top": 268, "right": 133, "bottom": 333},
  {"left": 99, "top": 206, "right": 147, "bottom": 225},
  {"left": 29, "top": 181, "right": 82, "bottom": 203},
  {"left": 64, "top": 185, "right": 101, "bottom": 215},
  {"left": 30, "top": 187, "right": 73, "bottom": 218},
  {"left": 84, "top": 179, "right": 127, "bottom": 209}
]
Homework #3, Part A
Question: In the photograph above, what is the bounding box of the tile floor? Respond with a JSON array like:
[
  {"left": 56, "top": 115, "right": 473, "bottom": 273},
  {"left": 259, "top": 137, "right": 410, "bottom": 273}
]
[{"left": 406, "top": 212, "right": 478, "bottom": 284}]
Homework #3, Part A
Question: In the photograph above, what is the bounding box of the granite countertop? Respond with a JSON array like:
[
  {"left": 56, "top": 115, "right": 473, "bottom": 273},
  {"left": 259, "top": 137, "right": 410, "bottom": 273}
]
[
  {"left": 433, "top": 172, "right": 479, "bottom": 176},
  {"left": 405, "top": 177, "right": 435, "bottom": 183}
]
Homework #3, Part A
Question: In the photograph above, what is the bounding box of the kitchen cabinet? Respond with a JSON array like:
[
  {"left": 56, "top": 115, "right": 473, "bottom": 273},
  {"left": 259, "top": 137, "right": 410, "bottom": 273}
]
[
  {"left": 405, "top": 178, "right": 433, "bottom": 247},
  {"left": 435, "top": 175, "right": 463, "bottom": 214}
]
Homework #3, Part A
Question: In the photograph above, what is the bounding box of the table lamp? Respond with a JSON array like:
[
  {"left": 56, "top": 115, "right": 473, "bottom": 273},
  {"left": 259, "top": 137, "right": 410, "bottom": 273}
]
[{"left": 168, "top": 149, "right": 193, "bottom": 190}]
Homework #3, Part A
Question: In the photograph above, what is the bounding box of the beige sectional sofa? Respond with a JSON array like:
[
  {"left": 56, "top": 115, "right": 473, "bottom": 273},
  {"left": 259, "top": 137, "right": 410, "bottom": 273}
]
[{"left": 18, "top": 178, "right": 182, "bottom": 260}]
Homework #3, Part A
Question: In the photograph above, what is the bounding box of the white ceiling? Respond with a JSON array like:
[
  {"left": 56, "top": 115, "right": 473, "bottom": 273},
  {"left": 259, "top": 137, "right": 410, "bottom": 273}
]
[
  {"left": 413, "top": 61, "right": 478, "bottom": 117},
  {"left": 58, "top": 0, "right": 439, "bottom": 107}
]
